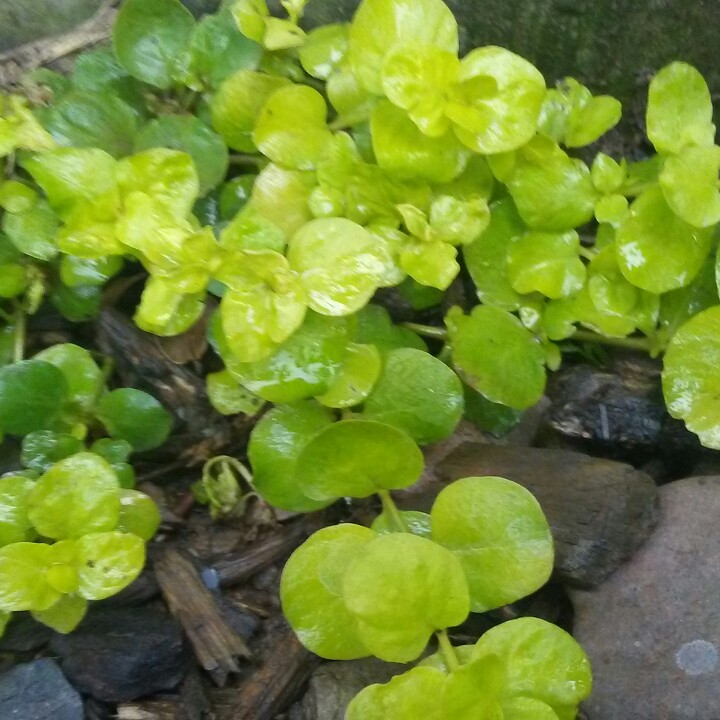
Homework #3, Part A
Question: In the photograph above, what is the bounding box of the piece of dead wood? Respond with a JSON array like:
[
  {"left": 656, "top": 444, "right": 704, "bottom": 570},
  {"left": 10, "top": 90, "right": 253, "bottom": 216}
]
[
  {"left": 0, "top": 0, "right": 117, "bottom": 88},
  {"left": 212, "top": 521, "right": 308, "bottom": 588},
  {"left": 212, "top": 629, "right": 319, "bottom": 720},
  {"left": 155, "top": 548, "right": 251, "bottom": 687}
]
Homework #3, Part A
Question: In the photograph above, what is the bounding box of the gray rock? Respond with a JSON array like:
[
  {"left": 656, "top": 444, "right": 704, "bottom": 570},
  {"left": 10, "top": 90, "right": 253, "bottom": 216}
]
[
  {"left": 402, "top": 443, "right": 659, "bottom": 587},
  {"left": 51, "top": 605, "right": 189, "bottom": 703},
  {"left": 571, "top": 477, "right": 720, "bottom": 720},
  {"left": 0, "top": 658, "right": 83, "bottom": 720}
]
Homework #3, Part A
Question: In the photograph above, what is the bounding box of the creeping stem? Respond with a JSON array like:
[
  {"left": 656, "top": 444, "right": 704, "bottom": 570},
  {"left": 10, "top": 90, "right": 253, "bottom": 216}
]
[{"left": 436, "top": 629, "right": 461, "bottom": 672}]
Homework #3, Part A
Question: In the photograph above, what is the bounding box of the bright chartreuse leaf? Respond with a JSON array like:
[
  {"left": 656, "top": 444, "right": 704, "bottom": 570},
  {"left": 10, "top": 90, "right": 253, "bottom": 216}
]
[
  {"left": 210, "top": 70, "right": 290, "bottom": 152},
  {"left": 446, "top": 306, "right": 546, "bottom": 410},
  {"left": 449, "top": 47, "right": 546, "bottom": 155},
  {"left": 280, "top": 524, "right": 374, "bottom": 659},
  {"left": 371, "top": 101, "right": 469, "bottom": 183},
  {"left": 343, "top": 532, "right": 469, "bottom": 663},
  {"left": 296, "top": 419, "right": 423, "bottom": 501},
  {"left": 346, "top": 667, "right": 445, "bottom": 720},
  {"left": 33, "top": 343, "right": 103, "bottom": 416},
  {"left": 75, "top": 531, "right": 145, "bottom": 600},
  {"left": 659, "top": 145, "right": 720, "bottom": 228},
  {"left": 316, "top": 342, "right": 381, "bottom": 408},
  {"left": 354, "top": 304, "right": 426, "bottom": 353},
  {"left": 463, "top": 198, "right": 526, "bottom": 310},
  {"left": 251, "top": 163, "right": 315, "bottom": 237},
  {"left": 117, "top": 490, "right": 161, "bottom": 541},
  {"left": 220, "top": 202, "right": 285, "bottom": 253},
  {"left": 248, "top": 400, "right": 334, "bottom": 511},
  {"left": 32, "top": 593, "right": 88, "bottom": 634},
  {"left": 502, "top": 698, "right": 559, "bottom": 720},
  {"left": 362, "top": 348, "right": 463, "bottom": 443},
  {"left": 2, "top": 199, "right": 60, "bottom": 261},
  {"left": 189, "top": 8, "right": 262, "bottom": 89},
  {"left": 0, "top": 264, "right": 26, "bottom": 298},
  {"left": 206, "top": 369, "right": 265, "bottom": 416},
  {"left": 441, "top": 654, "right": 505, "bottom": 719},
  {"left": 299, "top": 24, "right": 349, "bottom": 80},
  {"left": 135, "top": 115, "right": 229, "bottom": 196},
  {"left": 219, "top": 250, "right": 307, "bottom": 362},
  {"left": 134, "top": 279, "right": 205, "bottom": 336},
  {"left": 646, "top": 61, "right": 715, "bottom": 155},
  {"left": 662, "top": 306, "right": 720, "bottom": 448},
  {"left": 113, "top": 0, "right": 195, "bottom": 89},
  {"left": 40, "top": 90, "right": 137, "bottom": 158},
  {"left": 0, "top": 476, "right": 35, "bottom": 547},
  {"left": 253, "top": 85, "right": 332, "bottom": 170},
  {"left": 371, "top": 510, "right": 431, "bottom": 538},
  {"left": 615, "top": 187, "right": 713, "bottom": 293},
  {"left": 431, "top": 476, "right": 554, "bottom": 612},
  {"left": 20, "top": 431, "right": 84, "bottom": 475},
  {"left": 95, "top": 388, "right": 173, "bottom": 452},
  {"left": 505, "top": 137, "right": 598, "bottom": 231},
  {"left": 591, "top": 153, "right": 626, "bottom": 195},
  {"left": 287, "top": 218, "right": 387, "bottom": 315},
  {"left": 27, "top": 452, "right": 120, "bottom": 539},
  {"left": 347, "top": 0, "right": 459, "bottom": 96},
  {"left": 219, "top": 311, "right": 354, "bottom": 403},
  {"left": 60, "top": 255, "right": 123, "bottom": 288},
  {"left": 473, "top": 617, "right": 592, "bottom": 714},
  {"left": 0, "top": 180, "right": 37, "bottom": 214},
  {"left": 0, "top": 543, "right": 60, "bottom": 612},
  {"left": 0, "top": 360, "right": 67, "bottom": 435},
  {"left": 400, "top": 239, "right": 459, "bottom": 290},
  {"left": 0, "top": 95, "right": 56, "bottom": 157},
  {"left": 507, "top": 230, "right": 586, "bottom": 299}
]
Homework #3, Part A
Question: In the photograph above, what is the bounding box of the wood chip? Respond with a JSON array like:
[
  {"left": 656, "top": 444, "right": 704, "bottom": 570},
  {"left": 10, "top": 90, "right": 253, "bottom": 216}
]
[{"left": 155, "top": 548, "right": 251, "bottom": 687}]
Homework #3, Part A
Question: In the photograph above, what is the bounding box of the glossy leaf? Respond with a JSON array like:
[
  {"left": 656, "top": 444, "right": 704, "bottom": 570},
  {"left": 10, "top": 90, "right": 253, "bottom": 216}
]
[
  {"left": 0, "top": 360, "right": 67, "bottom": 435},
  {"left": 431, "top": 476, "right": 554, "bottom": 612},
  {"left": 316, "top": 342, "right": 382, "bottom": 408},
  {"left": 296, "top": 420, "right": 424, "bottom": 501},
  {"left": 371, "top": 510, "right": 431, "bottom": 538},
  {"left": 0, "top": 476, "right": 35, "bottom": 547},
  {"left": 343, "top": 532, "right": 470, "bottom": 662},
  {"left": 0, "top": 543, "right": 59, "bottom": 611},
  {"left": 113, "top": 0, "right": 195, "bottom": 89},
  {"left": 280, "top": 524, "right": 374, "bottom": 659},
  {"left": 441, "top": 654, "right": 505, "bottom": 719},
  {"left": 251, "top": 163, "right": 315, "bottom": 237},
  {"left": 95, "top": 389, "right": 173, "bottom": 451},
  {"left": 76, "top": 531, "right": 145, "bottom": 600},
  {"left": 615, "top": 187, "right": 713, "bottom": 293},
  {"left": 2, "top": 200, "right": 60, "bottom": 261},
  {"left": 28, "top": 452, "right": 120, "bottom": 540},
  {"left": 20, "top": 431, "right": 84, "bottom": 475},
  {"left": 299, "top": 24, "right": 348, "bottom": 80},
  {"left": 662, "top": 306, "right": 720, "bottom": 448},
  {"left": 32, "top": 593, "right": 88, "bottom": 634},
  {"left": 117, "top": 490, "right": 161, "bottom": 541},
  {"left": 646, "top": 61, "right": 715, "bottom": 154},
  {"left": 362, "top": 348, "right": 463, "bottom": 443},
  {"left": 206, "top": 369, "right": 265, "bottom": 416},
  {"left": 447, "top": 306, "right": 546, "bottom": 410}
]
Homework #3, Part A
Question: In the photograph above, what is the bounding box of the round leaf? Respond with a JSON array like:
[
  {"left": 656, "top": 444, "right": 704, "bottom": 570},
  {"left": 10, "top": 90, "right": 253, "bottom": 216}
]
[
  {"left": 135, "top": 115, "right": 229, "bottom": 195},
  {"left": 371, "top": 510, "right": 431, "bottom": 538},
  {"left": 343, "top": 532, "right": 470, "bottom": 662},
  {"left": 113, "top": 0, "right": 195, "bottom": 89},
  {"left": 280, "top": 524, "right": 374, "bottom": 659},
  {"left": 316, "top": 342, "right": 381, "bottom": 409},
  {"left": 616, "top": 187, "right": 713, "bottom": 293},
  {"left": 2, "top": 199, "right": 59, "bottom": 261},
  {"left": 32, "top": 593, "right": 88, "bottom": 634},
  {"left": 96, "top": 389, "right": 173, "bottom": 452},
  {"left": 248, "top": 401, "right": 335, "bottom": 512},
  {"left": 362, "top": 348, "right": 464, "bottom": 443},
  {"left": 0, "top": 476, "right": 35, "bottom": 547},
  {"left": 296, "top": 420, "right": 424, "bottom": 501},
  {"left": 447, "top": 306, "right": 546, "bottom": 410},
  {"left": 21, "top": 431, "right": 84, "bottom": 475},
  {"left": 0, "top": 543, "right": 59, "bottom": 612},
  {"left": 76, "top": 531, "right": 145, "bottom": 600},
  {"left": 206, "top": 369, "right": 265, "bottom": 416},
  {"left": 0, "top": 360, "right": 67, "bottom": 435},
  {"left": 287, "top": 218, "right": 387, "bottom": 316},
  {"left": 431, "top": 476, "right": 554, "bottom": 612},
  {"left": 662, "top": 306, "right": 720, "bottom": 448},
  {"left": 28, "top": 452, "right": 121, "bottom": 540},
  {"left": 118, "top": 490, "right": 161, "bottom": 541}
]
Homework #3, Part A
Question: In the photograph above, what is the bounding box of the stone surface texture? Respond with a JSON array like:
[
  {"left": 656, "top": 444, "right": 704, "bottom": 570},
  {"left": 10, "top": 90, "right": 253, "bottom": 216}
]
[
  {"left": 571, "top": 477, "right": 720, "bottom": 720},
  {"left": 0, "top": 658, "right": 83, "bottom": 720}
]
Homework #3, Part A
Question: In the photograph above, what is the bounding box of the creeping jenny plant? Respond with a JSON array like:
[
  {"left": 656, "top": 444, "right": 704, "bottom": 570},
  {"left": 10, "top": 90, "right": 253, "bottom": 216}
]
[{"left": 2, "top": 0, "right": 720, "bottom": 713}]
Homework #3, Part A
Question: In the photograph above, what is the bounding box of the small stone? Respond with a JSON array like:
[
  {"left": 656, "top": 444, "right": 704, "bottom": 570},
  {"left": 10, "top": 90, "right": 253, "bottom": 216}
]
[
  {"left": 403, "top": 443, "right": 659, "bottom": 587},
  {"left": 51, "top": 605, "right": 189, "bottom": 703},
  {"left": 571, "top": 477, "right": 720, "bottom": 719},
  {"left": 0, "top": 658, "right": 83, "bottom": 720}
]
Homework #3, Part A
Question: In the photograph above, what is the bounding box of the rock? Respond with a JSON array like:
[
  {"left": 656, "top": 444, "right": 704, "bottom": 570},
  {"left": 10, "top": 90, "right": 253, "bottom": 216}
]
[
  {"left": 290, "top": 659, "right": 406, "bottom": 720},
  {"left": 0, "top": 613, "right": 52, "bottom": 653},
  {"left": 0, "top": 658, "right": 83, "bottom": 720},
  {"left": 51, "top": 605, "right": 189, "bottom": 703},
  {"left": 402, "top": 443, "right": 659, "bottom": 587},
  {"left": 571, "top": 477, "right": 720, "bottom": 720}
]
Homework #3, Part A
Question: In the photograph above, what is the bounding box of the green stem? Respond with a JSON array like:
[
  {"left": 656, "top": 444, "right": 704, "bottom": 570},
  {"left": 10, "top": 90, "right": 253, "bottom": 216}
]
[
  {"left": 402, "top": 322, "right": 448, "bottom": 340},
  {"left": 12, "top": 306, "right": 25, "bottom": 362},
  {"left": 378, "top": 489, "right": 408, "bottom": 533},
  {"left": 436, "top": 630, "right": 460, "bottom": 672},
  {"left": 228, "top": 154, "right": 264, "bottom": 168},
  {"left": 570, "top": 329, "right": 654, "bottom": 353},
  {"left": 328, "top": 108, "right": 372, "bottom": 131}
]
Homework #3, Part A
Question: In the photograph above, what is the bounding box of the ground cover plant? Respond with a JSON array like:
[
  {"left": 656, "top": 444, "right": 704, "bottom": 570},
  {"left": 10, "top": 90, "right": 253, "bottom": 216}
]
[{"left": 1, "top": 0, "right": 720, "bottom": 715}]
